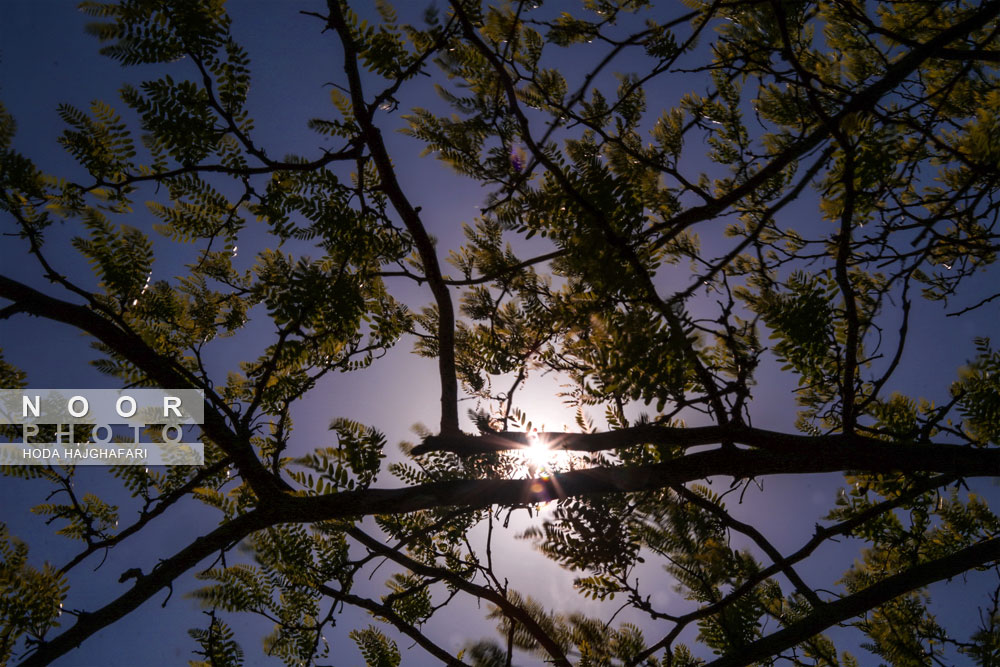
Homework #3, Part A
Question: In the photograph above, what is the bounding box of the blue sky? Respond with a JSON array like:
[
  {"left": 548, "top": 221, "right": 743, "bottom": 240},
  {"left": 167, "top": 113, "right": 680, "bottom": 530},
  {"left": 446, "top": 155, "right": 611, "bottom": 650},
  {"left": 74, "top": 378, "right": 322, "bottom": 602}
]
[{"left": 2, "top": 2, "right": 1000, "bottom": 665}]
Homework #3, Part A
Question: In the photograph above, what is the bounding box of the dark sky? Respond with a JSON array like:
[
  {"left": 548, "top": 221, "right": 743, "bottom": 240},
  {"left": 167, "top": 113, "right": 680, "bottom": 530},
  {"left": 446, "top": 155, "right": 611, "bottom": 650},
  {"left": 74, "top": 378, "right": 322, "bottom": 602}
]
[{"left": 2, "top": 2, "right": 999, "bottom": 665}]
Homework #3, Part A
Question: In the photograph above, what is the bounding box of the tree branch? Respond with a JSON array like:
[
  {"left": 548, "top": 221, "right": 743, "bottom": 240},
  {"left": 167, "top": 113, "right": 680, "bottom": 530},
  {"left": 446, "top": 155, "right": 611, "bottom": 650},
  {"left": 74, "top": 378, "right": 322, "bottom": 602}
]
[
  {"left": 16, "top": 439, "right": 996, "bottom": 664},
  {"left": 641, "top": 0, "right": 1000, "bottom": 248},
  {"left": 347, "top": 528, "right": 571, "bottom": 667},
  {"left": 326, "top": 1, "right": 461, "bottom": 435},
  {"left": 703, "top": 537, "right": 1000, "bottom": 667},
  {"left": 409, "top": 422, "right": 987, "bottom": 461},
  {"left": 18, "top": 509, "right": 276, "bottom": 667},
  {"left": 319, "top": 583, "right": 469, "bottom": 666},
  {"left": 0, "top": 274, "right": 280, "bottom": 497}
]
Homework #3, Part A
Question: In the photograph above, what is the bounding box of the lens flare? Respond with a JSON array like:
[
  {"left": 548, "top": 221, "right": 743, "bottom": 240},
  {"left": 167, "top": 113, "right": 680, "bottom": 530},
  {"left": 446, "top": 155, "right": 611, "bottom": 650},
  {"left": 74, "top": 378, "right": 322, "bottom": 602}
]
[{"left": 523, "top": 429, "right": 551, "bottom": 469}]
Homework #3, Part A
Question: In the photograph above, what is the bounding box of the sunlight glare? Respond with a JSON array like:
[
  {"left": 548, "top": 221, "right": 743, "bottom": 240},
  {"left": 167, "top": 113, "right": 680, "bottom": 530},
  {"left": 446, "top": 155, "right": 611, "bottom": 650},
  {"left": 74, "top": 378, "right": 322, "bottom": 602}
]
[{"left": 523, "top": 429, "right": 553, "bottom": 471}]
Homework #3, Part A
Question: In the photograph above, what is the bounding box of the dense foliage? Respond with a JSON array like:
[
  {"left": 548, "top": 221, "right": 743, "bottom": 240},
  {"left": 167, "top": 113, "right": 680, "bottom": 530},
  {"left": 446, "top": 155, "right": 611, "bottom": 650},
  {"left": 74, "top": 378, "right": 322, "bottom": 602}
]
[{"left": 3, "top": 1, "right": 1000, "bottom": 665}]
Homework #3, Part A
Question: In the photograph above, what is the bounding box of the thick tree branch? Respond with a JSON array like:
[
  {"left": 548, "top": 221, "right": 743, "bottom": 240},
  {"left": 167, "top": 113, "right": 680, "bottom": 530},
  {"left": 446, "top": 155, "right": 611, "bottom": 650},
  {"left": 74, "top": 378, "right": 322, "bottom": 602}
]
[
  {"left": 17, "top": 439, "right": 995, "bottom": 664},
  {"left": 409, "top": 422, "right": 986, "bottom": 459},
  {"left": 0, "top": 274, "right": 281, "bottom": 497},
  {"left": 279, "top": 445, "right": 1000, "bottom": 524},
  {"left": 703, "top": 537, "right": 1000, "bottom": 667},
  {"left": 18, "top": 509, "right": 276, "bottom": 667},
  {"left": 631, "top": 473, "right": 959, "bottom": 665}
]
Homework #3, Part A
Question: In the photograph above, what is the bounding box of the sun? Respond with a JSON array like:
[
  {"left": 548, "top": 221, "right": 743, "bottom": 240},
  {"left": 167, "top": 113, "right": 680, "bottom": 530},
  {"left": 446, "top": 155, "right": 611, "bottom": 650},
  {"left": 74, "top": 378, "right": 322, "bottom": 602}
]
[
  {"left": 504, "top": 403, "right": 574, "bottom": 477},
  {"left": 523, "top": 429, "right": 552, "bottom": 470},
  {"left": 518, "top": 427, "right": 573, "bottom": 479},
  {"left": 519, "top": 428, "right": 567, "bottom": 511}
]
